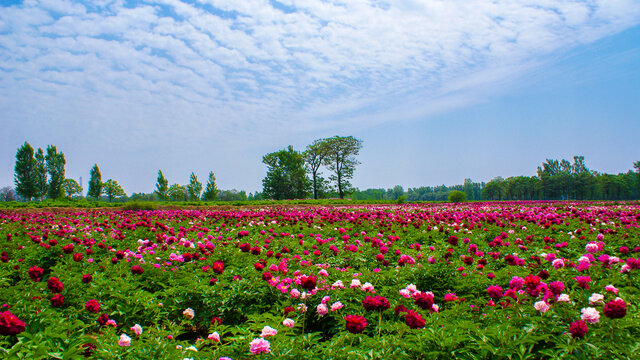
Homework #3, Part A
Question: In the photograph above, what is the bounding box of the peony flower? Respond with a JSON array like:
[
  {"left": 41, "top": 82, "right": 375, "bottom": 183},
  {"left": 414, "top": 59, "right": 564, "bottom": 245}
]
[
  {"left": 130, "top": 324, "right": 142, "bottom": 336},
  {"left": 414, "top": 292, "right": 435, "bottom": 310},
  {"left": 131, "top": 265, "right": 144, "bottom": 275},
  {"left": 317, "top": 303, "right": 328, "bottom": 316},
  {"left": 282, "top": 318, "right": 295, "bottom": 327},
  {"left": 118, "top": 334, "right": 131, "bottom": 346},
  {"left": 208, "top": 331, "right": 221, "bottom": 342},
  {"left": 569, "top": 320, "right": 588, "bottom": 338},
  {"left": 50, "top": 294, "right": 64, "bottom": 308},
  {"left": 603, "top": 298, "right": 627, "bottom": 319},
  {"left": 249, "top": 338, "right": 271, "bottom": 354},
  {"left": 84, "top": 299, "right": 100, "bottom": 313},
  {"left": 0, "top": 311, "right": 26, "bottom": 336},
  {"left": 47, "top": 277, "right": 64, "bottom": 293},
  {"left": 362, "top": 296, "right": 390, "bottom": 312},
  {"left": 557, "top": 294, "right": 571, "bottom": 302},
  {"left": 580, "top": 307, "right": 600, "bottom": 323},
  {"left": 604, "top": 285, "right": 619, "bottom": 295},
  {"left": 344, "top": 315, "right": 367, "bottom": 334},
  {"left": 534, "top": 301, "right": 550, "bottom": 313},
  {"left": 548, "top": 281, "right": 565, "bottom": 295},
  {"left": 183, "top": 308, "right": 195, "bottom": 319},
  {"left": 28, "top": 266, "right": 44, "bottom": 282},
  {"left": 487, "top": 285, "right": 503, "bottom": 300},
  {"left": 574, "top": 276, "right": 591, "bottom": 289},
  {"left": 260, "top": 326, "right": 277, "bottom": 338},
  {"left": 350, "top": 279, "right": 362, "bottom": 288},
  {"left": 331, "top": 302, "right": 343, "bottom": 311},
  {"left": 588, "top": 293, "right": 605, "bottom": 305},
  {"left": 81, "top": 274, "right": 92, "bottom": 283},
  {"left": 404, "top": 310, "right": 425, "bottom": 329}
]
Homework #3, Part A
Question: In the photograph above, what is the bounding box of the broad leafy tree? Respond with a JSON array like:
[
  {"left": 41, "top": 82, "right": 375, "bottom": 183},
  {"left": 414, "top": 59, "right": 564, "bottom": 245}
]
[
  {"left": 103, "top": 179, "right": 125, "bottom": 202},
  {"left": 0, "top": 187, "right": 16, "bottom": 202},
  {"left": 262, "top": 145, "right": 311, "bottom": 200},
  {"left": 14, "top": 142, "right": 36, "bottom": 201},
  {"left": 202, "top": 171, "right": 219, "bottom": 201},
  {"left": 303, "top": 139, "right": 331, "bottom": 199},
  {"left": 62, "top": 179, "right": 83, "bottom": 198},
  {"left": 154, "top": 170, "right": 169, "bottom": 201},
  {"left": 323, "top": 136, "right": 363, "bottom": 199},
  {"left": 34, "top": 148, "right": 48, "bottom": 200},
  {"left": 87, "top": 164, "right": 103, "bottom": 199},
  {"left": 186, "top": 172, "right": 202, "bottom": 201},
  {"left": 45, "top": 145, "right": 66, "bottom": 199},
  {"left": 167, "top": 184, "right": 187, "bottom": 201}
]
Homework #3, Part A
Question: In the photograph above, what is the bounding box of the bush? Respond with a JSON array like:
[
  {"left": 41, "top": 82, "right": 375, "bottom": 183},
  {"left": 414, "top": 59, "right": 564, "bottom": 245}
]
[
  {"left": 123, "top": 201, "right": 157, "bottom": 210},
  {"left": 448, "top": 190, "right": 467, "bottom": 203}
]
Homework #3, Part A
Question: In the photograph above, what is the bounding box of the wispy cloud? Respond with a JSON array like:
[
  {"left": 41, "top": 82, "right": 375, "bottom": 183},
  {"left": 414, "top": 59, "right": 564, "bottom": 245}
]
[{"left": 1, "top": 0, "right": 639, "bottom": 190}]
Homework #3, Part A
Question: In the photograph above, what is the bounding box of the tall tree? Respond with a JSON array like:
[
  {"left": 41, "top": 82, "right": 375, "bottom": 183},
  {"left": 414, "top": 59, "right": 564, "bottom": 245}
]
[
  {"left": 154, "top": 170, "right": 169, "bottom": 201},
  {"left": 14, "top": 142, "right": 36, "bottom": 201},
  {"left": 202, "top": 171, "right": 219, "bottom": 201},
  {"left": 103, "top": 179, "right": 126, "bottom": 202},
  {"left": 45, "top": 145, "right": 66, "bottom": 199},
  {"left": 323, "top": 136, "right": 363, "bottom": 199},
  {"left": 186, "top": 172, "right": 202, "bottom": 201},
  {"left": 62, "top": 179, "right": 83, "bottom": 198},
  {"left": 87, "top": 164, "right": 103, "bottom": 199},
  {"left": 634, "top": 161, "right": 640, "bottom": 199},
  {"left": 262, "top": 145, "right": 311, "bottom": 200},
  {"left": 303, "top": 139, "right": 330, "bottom": 199},
  {"left": 33, "top": 148, "right": 48, "bottom": 200}
]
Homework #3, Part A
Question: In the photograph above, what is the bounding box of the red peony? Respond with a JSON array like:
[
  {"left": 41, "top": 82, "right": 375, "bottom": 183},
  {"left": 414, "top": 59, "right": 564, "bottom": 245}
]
[
  {"left": 73, "top": 253, "right": 83, "bottom": 262},
  {"left": 486, "top": 285, "right": 503, "bottom": 300},
  {"left": 131, "top": 265, "right": 144, "bottom": 275},
  {"left": 50, "top": 294, "right": 64, "bottom": 307},
  {"left": 569, "top": 320, "right": 588, "bottom": 338},
  {"left": 97, "top": 313, "right": 109, "bottom": 326},
  {"left": 28, "top": 266, "right": 44, "bottom": 282},
  {"left": 82, "top": 274, "right": 92, "bottom": 283},
  {"left": 211, "top": 317, "right": 222, "bottom": 325},
  {"left": 603, "top": 298, "right": 627, "bottom": 319},
  {"left": 212, "top": 261, "right": 225, "bottom": 274},
  {"left": 362, "top": 296, "right": 390, "bottom": 312},
  {"left": 85, "top": 299, "right": 101, "bottom": 313},
  {"left": 0, "top": 311, "right": 26, "bottom": 336},
  {"left": 47, "top": 277, "right": 64, "bottom": 293},
  {"left": 524, "top": 274, "right": 541, "bottom": 290},
  {"left": 82, "top": 343, "right": 97, "bottom": 357},
  {"left": 414, "top": 292, "right": 435, "bottom": 310},
  {"left": 344, "top": 314, "right": 367, "bottom": 334},
  {"left": 405, "top": 310, "right": 425, "bottom": 329},
  {"left": 299, "top": 275, "right": 317, "bottom": 291}
]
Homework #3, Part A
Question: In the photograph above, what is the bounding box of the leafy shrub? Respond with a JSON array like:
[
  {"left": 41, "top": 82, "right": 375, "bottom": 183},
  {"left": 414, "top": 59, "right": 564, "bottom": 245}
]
[{"left": 448, "top": 190, "right": 467, "bottom": 203}]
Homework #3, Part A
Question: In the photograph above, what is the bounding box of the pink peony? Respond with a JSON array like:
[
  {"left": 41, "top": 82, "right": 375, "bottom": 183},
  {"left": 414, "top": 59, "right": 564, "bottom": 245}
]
[
  {"left": 208, "top": 331, "right": 221, "bottom": 342},
  {"left": 331, "top": 302, "right": 343, "bottom": 311},
  {"left": 580, "top": 307, "right": 600, "bottom": 323},
  {"left": 130, "top": 324, "right": 142, "bottom": 336},
  {"left": 534, "top": 301, "right": 550, "bottom": 313},
  {"left": 282, "top": 318, "right": 295, "bottom": 327},
  {"left": 249, "top": 338, "right": 271, "bottom": 354},
  {"left": 183, "top": 308, "right": 194, "bottom": 319},
  {"left": 118, "top": 334, "right": 131, "bottom": 346},
  {"left": 260, "top": 326, "right": 277, "bottom": 338},
  {"left": 317, "top": 303, "right": 328, "bottom": 316}
]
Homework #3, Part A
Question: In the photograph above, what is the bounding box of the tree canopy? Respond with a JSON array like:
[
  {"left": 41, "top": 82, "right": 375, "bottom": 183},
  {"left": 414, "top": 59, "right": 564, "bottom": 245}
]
[{"left": 262, "top": 145, "right": 311, "bottom": 200}]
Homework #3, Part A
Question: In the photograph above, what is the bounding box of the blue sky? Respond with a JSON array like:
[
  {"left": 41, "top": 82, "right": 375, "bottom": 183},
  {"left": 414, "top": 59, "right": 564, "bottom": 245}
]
[{"left": 1, "top": 0, "right": 639, "bottom": 195}]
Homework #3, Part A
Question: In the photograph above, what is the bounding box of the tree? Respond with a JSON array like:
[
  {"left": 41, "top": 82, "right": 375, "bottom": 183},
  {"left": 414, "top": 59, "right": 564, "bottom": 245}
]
[
  {"left": 62, "top": 179, "right": 83, "bottom": 198},
  {"left": 154, "top": 170, "right": 169, "bottom": 201},
  {"left": 167, "top": 184, "right": 187, "bottom": 201},
  {"left": 323, "top": 136, "right": 363, "bottom": 199},
  {"left": 262, "top": 145, "right": 311, "bottom": 200},
  {"left": 45, "top": 145, "right": 66, "bottom": 199},
  {"left": 14, "top": 142, "right": 36, "bottom": 201},
  {"left": 202, "top": 172, "right": 219, "bottom": 201},
  {"left": 186, "top": 172, "right": 202, "bottom": 201},
  {"left": 34, "top": 148, "right": 48, "bottom": 200},
  {"left": 448, "top": 190, "right": 467, "bottom": 203},
  {"left": 634, "top": 161, "right": 640, "bottom": 199},
  {"left": 0, "top": 187, "right": 16, "bottom": 202},
  {"left": 303, "top": 139, "right": 331, "bottom": 199},
  {"left": 103, "top": 179, "right": 126, "bottom": 202},
  {"left": 87, "top": 164, "right": 102, "bottom": 199}
]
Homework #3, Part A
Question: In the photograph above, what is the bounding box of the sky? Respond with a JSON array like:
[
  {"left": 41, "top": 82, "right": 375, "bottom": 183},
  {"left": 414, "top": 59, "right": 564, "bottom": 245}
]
[{"left": 1, "top": 0, "right": 639, "bottom": 195}]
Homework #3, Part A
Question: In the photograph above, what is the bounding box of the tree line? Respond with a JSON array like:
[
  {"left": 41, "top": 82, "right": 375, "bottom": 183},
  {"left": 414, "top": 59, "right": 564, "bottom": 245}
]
[{"left": 6, "top": 141, "right": 639, "bottom": 202}]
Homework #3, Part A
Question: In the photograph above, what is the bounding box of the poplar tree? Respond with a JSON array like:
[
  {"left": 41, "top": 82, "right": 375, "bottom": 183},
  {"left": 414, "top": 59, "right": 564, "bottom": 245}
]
[
  {"left": 186, "top": 172, "right": 202, "bottom": 201},
  {"left": 87, "top": 164, "right": 102, "bottom": 199},
  {"left": 202, "top": 172, "right": 219, "bottom": 201},
  {"left": 14, "top": 142, "right": 36, "bottom": 201},
  {"left": 45, "top": 145, "right": 66, "bottom": 199},
  {"left": 154, "top": 170, "right": 169, "bottom": 201},
  {"left": 34, "top": 148, "right": 48, "bottom": 200}
]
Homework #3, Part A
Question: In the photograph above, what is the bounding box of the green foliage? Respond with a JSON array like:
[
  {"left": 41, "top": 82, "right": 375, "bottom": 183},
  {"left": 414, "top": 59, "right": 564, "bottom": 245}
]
[
  {"left": 323, "top": 135, "right": 363, "bottom": 199},
  {"left": 448, "top": 190, "right": 467, "bottom": 203},
  {"left": 186, "top": 172, "right": 202, "bottom": 201},
  {"left": 14, "top": 141, "right": 36, "bottom": 201},
  {"left": 123, "top": 201, "right": 157, "bottom": 210},
  {"left": 45, "top": 145, "right": 66, "bottom": 199},
  {"left": 103, "top": 179, "right": 126, "bottom": 202},
  {"left": 167, "top": 184, "right": 187, "bottom": 201},
  {"left": 262, "top": 145, "right": 311, "bottom": 200},
  {"left": 303, "top": 139, "right": 331, "bottom": 199},
  {"left": 33, "top": 148, "right": 48, "bottom": 200},
  {"left": 202, "top": 172, "right": 219, "bottom": 201},
  {"left": 87, "top": 164, "right": 102, "bottom": 199},
  {"left": 154, "top": 170, "right": 169, "bottom": 201},
  {"left": 62, "top": 179, "right": 83, "bottom": 198}
]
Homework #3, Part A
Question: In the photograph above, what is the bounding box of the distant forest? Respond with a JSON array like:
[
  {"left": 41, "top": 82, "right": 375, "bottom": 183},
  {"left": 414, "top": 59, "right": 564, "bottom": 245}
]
[{"left": 352, "top": 156, "right": 640, "bottom": 202}]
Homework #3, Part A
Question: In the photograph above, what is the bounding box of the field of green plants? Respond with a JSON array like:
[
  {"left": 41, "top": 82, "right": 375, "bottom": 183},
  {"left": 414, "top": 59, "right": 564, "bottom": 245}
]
[{"left": 1, "top": 201, "right": 638, "bottom": 359}]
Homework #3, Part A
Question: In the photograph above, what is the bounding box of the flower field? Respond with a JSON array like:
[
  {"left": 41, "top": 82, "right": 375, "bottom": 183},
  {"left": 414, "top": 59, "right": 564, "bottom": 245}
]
[{"left": 1, "top": 202, "right": 639, "bottom": 359}]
